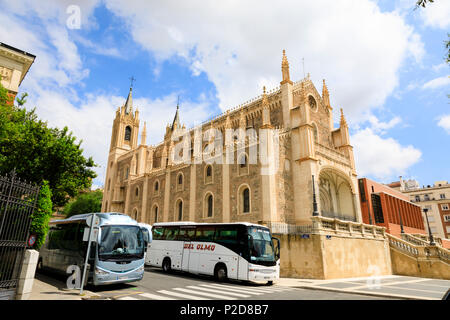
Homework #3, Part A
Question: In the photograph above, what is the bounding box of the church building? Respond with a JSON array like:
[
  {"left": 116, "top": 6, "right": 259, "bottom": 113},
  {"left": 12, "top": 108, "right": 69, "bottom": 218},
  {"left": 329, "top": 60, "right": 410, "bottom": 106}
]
[{"left": 101, "top": 50, "right": 362, "bottom": 227}]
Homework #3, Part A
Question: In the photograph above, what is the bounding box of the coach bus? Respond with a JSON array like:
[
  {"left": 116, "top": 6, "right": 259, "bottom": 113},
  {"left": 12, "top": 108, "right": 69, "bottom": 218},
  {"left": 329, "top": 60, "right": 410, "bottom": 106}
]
[
  {"left": 147, "top": 222, "right": 280, "bottom": 285},
  {"left": 38, "top": 212, "right": 145, "bottom": 286}
]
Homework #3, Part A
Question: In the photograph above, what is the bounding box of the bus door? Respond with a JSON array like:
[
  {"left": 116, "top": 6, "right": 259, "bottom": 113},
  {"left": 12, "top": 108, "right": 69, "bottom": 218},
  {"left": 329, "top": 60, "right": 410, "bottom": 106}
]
[{"left": 180, "top": 227, "right": 195, "bottom": 272}]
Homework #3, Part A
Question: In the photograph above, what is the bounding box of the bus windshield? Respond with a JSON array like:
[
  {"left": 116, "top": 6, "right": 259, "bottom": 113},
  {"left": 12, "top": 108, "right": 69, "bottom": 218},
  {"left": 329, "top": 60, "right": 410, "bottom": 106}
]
[
  {"left": 247, "top": 227, "right": 275, "bottom": 265},
  {"left": 98, "top": 225, "right": 144, "bottom": 261}
]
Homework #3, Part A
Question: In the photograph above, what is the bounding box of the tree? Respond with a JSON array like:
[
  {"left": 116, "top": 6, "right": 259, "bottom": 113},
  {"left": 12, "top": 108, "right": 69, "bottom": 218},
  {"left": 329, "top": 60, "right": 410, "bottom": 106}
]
[
  {"left": 0, "top": 83, "right": 97, "bottom": 208},
  {"left": 63, "top": 189, "right": 103, "bottom": 218},
  {"left": 29, "top": 180, "right": 53, "bottom": 250}
]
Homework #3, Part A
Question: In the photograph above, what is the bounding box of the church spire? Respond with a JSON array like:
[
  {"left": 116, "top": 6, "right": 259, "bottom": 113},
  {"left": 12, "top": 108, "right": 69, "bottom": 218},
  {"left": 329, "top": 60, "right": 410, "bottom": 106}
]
[
  {"left": 322, "top": 79, "right": 331, "bottom": 108},
  {"left": 261, "top": 86, "right": 272, "bottom": 128},
  {"left": 280, "top": 49, "right": 292, "bottom": 85},
  {"left": 340, "top": 108, "right": 348, "bottom": 127},
  {"left": 141, "top": 121, "right": 147, "bottom": 145},
  {"left": 171, "top": 102, "right": 181, "bottom": 131},
  {"left": 124, "top": 87, "right": 133, "bottom": 114}
]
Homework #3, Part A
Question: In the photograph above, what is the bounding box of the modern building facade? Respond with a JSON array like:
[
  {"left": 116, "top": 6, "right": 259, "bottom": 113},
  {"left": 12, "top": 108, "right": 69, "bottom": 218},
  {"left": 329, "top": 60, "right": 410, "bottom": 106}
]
[
  {"left": 0, "top": 42, "right": 35, "bottom": 102},
  {"left": 394, "top": 179, "right": 450, "bottom": 239},
  {"left": 101, "top": 50, "right": 362, "bottom": 227},
  {"left": 358, "top": 178, "right": 425, "bottom": 237}
]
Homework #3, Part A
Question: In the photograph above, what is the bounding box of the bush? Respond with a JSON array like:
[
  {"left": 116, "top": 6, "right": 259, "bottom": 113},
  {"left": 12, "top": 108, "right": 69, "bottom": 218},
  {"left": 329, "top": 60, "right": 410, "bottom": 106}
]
[
  {"left": 29, "top": 180, "right": 53, "bottom": 250},
  {"left": 63, "top": 190, "right": 103, "bottom": 218}
]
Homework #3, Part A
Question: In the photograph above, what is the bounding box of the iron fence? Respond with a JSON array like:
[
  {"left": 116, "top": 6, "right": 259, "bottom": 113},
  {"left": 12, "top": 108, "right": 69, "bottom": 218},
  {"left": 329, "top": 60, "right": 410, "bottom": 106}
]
[{"left": 0, "top": 170, "right": 40, "bottom": 300}]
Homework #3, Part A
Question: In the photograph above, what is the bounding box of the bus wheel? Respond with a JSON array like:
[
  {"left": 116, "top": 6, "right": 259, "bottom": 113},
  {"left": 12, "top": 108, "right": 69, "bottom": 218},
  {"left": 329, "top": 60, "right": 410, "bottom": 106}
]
[
  {"left": 266, "top": 281, "right": 273, "bottom": 286},
  {"left": 162, "top": 258, "right": 171, "bottom": 273},
  {"left": 214, "top": 264, "right": 227, "bottom": 282}
]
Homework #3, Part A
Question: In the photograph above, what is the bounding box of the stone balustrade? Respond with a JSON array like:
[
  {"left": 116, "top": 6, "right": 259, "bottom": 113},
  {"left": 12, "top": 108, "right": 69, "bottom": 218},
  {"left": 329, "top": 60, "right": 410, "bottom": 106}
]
[
  {"left": 266, "top": 216, "right": 386, "bottom": 240},
  {"left": 388, "top": 233, "right": 450, "bottom": 263}
]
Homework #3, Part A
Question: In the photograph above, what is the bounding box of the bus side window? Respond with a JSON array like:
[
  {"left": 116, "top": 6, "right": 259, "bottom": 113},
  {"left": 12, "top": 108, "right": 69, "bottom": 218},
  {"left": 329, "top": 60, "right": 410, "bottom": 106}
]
[
  {"left": 196, "top": 226, "right": 215, "bottom": 242},
  {"left": 178, "top": 228, "right": 192, "bottom": 241},
  {"left": 165, "top": 227, "right": 179, "bottom": 241},
  {"left": 152, "top": 227, "right": 165, "bottom": 240}
]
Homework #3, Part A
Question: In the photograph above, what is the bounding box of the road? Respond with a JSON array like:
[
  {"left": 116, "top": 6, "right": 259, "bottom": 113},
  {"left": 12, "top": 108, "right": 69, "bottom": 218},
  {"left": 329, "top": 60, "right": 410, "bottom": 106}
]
[{"left": 76, "top": 266, "right": 395, "bottom": 300}]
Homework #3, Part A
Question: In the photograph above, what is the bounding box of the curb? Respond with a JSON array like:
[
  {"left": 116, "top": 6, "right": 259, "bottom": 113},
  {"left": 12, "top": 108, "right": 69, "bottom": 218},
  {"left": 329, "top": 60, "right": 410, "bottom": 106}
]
[{"left": 294, "top": 285, "right": 436, "bottom": 300}]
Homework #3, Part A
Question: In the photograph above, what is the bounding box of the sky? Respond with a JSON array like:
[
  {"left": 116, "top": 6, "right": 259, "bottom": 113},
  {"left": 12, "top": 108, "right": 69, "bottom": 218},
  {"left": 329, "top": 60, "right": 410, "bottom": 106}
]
[{"left": 0, "top": 0, "right": 449, "bottom": 189}]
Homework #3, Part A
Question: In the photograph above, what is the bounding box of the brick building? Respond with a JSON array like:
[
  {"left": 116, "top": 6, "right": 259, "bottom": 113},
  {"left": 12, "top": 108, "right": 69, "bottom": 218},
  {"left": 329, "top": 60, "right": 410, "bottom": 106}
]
[{"left": 358, "top": 178, "right": 425, "bottom": 237}]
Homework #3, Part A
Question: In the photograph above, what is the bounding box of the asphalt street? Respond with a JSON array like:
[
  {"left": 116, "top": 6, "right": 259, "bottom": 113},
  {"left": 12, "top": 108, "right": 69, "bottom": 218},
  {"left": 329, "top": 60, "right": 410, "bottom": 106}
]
[{"left": 72, "top": 266, "right": 395, "bottom": 300}]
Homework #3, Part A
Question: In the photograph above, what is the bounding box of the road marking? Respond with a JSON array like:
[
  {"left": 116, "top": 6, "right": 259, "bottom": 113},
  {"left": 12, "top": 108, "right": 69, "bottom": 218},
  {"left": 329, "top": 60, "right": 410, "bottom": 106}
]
[
  {"left": 200, "top": 284, "right": 265, "bottom": 295},
  {"left": 213, "top": 283, "right": 284, "bottom": 294},
  {"left": 158, "top": 290, "right": 211, "bottom": 300},
  {"left": 139, "top": 292, "right": 176, "bottom": 300},
  {"left": 173, "top": 287, "right": 236, "bottom": 300},
  {"left": 117, "top": 296, "right": 139, "bottom": 300},
  {"left": 187, "top": 285, "right": 251, "bottom": 298}
]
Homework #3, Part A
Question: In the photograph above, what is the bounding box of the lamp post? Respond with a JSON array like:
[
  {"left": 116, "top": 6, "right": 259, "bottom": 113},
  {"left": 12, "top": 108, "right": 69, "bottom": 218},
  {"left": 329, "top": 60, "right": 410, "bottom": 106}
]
[
  {"left": 398, "top": 210, "right": 405, "bottom": 234},
  {"left": 423, "top": 208, "right": 435, "bottom": 246},
  {"left": 312, "top": 175, "right": 319, "bottom": 216}
]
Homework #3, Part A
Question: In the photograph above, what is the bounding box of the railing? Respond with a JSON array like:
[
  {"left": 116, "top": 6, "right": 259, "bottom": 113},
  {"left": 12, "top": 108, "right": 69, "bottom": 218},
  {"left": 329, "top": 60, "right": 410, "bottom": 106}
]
[
  {"left": 321, "top": 211, "right": 357, "bottom": 222},
  {"left": 387, "top": 234, "right": 450, "bottom": 263},
  {"left": 315, "top": 143, "right": 349, "bottom": 164},
  {"left": 266, "top": 216, "right": 386, "bottom": 240},
  {"left": 401, "top": 233, "right": 429, "bottom": 246},
  {"left": 0, "top": 170, "right": 40, "bottom": 300},
  {"left": 411, "top": 233, "right": 443, "bottom": 247}
]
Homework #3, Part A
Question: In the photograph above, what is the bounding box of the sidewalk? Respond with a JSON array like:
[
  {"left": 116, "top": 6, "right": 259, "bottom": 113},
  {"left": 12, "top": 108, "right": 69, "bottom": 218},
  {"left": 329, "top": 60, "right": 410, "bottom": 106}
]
[
  {"left": 277, "top": 275, "right": 450, "bottom": 300},
  {"left": 29, "top": 273, "right": 101, "bottom": 300}
]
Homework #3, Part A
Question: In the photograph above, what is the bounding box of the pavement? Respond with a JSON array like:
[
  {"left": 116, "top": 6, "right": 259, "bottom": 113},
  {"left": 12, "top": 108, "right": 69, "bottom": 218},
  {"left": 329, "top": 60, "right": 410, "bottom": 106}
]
[
  {"left": 29, "top": 272, "right": 102, "bottom": 300},
  {"left": 29, "top": 271, "right": 449, "bottom": 300},
  {"left": 276, "top": 275, "right": 450, "bottom": 300}
]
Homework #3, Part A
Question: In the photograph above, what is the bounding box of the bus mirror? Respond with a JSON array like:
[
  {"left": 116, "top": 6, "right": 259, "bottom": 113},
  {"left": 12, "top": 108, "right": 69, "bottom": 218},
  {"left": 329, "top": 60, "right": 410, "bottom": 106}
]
[{"left": 272, "top": 237, "right": 280, "bottom": 260}]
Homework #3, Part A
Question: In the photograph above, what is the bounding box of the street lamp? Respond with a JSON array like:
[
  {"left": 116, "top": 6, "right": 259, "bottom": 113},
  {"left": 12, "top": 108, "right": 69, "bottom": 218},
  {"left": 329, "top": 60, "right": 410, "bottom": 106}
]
[
  {"left": 398, "top": 210, "right": 405, "bottom": 234},
  {"left": 423, "top": 208, "right": 435, "bottom": 246},
  {"left": 312, "top": 175, "right": 319, "bottom": 216}
]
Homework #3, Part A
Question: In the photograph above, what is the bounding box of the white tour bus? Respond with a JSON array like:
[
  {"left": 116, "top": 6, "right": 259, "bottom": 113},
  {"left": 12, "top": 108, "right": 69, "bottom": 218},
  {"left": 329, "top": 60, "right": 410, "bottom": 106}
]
[
  {"left": 39, "top": 212, "right": 145, "bottom": 286},
  {"left": 147, "top": 222, "right": 280, "bottom": 284}
]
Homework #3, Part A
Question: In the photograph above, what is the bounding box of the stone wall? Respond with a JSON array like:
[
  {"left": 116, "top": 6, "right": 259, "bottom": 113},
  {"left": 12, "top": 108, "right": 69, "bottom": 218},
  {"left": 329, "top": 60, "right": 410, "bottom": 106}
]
[{"left": 272, "top": 217, "right": 392, "bottom": 279}]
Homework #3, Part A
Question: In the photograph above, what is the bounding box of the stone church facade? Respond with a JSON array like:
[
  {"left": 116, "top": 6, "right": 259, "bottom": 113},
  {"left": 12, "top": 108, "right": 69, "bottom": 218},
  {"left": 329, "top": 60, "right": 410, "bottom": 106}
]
[{"left": 101, "top": 50, "right": 362, "bottom": 227}]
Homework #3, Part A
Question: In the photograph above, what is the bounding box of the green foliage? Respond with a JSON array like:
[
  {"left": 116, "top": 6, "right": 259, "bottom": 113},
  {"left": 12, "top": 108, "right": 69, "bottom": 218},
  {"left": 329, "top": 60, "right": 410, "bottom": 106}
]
[
  {"left": 63, "top": 190, "right": 103, "bottom": 218},
  {"left": 29, "top": 180, "right": 53, "bottom": 250},
  {"left": 0, "top": 83, "right": 97, "bottom": 208}
]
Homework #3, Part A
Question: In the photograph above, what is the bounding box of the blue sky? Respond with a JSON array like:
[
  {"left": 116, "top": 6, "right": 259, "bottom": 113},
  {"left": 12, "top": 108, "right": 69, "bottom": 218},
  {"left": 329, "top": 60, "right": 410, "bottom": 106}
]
[{"left": 0, "top": 0, "right": 448, "bottom": 189}]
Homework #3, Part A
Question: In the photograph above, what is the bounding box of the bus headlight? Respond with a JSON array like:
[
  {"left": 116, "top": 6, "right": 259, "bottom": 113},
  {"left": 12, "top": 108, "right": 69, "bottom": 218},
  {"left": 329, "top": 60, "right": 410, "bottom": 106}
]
[
  {"left": 136, "top": 265, "right": 144, "bottom": 273},
  {"left": 95, "top": 267, "right": 109, "bottom": 275}
]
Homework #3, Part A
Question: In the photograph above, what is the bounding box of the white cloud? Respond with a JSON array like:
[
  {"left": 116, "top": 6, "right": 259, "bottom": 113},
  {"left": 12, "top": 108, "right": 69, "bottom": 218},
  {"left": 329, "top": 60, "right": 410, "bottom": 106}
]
[
  {"left": 367, "top": 116, "right": 402, "bottom": 134},
  {"left": 419, "top": 0, "right": 450, "bottom": 29},
  {"left": 437, "top": 114, "right": 450, "bottom": 134},
  {"left": 422, "top": 76, "right": 450, "bottom": 90},
  {"left": 352, "top": 128, "right": 422, "bottom": 182},
  {"left": 432, "top": 62, "right": 448, "bottom": 73},
  {"left": 104, "top": 0, "right": 424, "bottom": 123}
]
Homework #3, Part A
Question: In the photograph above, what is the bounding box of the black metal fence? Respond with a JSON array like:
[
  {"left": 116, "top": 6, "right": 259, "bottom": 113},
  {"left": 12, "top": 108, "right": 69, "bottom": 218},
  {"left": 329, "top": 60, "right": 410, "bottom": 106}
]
[{"left": 0, "top": 170, "right": 40, "bottom": 300}]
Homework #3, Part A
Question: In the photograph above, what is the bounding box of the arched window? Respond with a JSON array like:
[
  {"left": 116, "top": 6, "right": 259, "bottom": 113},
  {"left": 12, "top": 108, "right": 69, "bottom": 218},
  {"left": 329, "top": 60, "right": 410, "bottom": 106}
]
[
  {"left": 239, "top": 154, "right": 247, "bottom": 168},
  {"left": 204, "top": 193, "right": 214, "bottom": 218},
  {"left": 177, "top": 200, "right": 183, "bottom": 221},
  {"left": 312, "top": 123, "right": 318, "bottom": 143},
  {"left": 125, "top": 126, "right": 132, "bottom": 141},
  {"left": 135, "top": 187, "right": 139, "bottom": 198},
  {"left": 205, "top": 165, "right": 213, "bottom": 184},
  {"left": 154, "top": 205, "right": 158, "bottom": 223},
  {"left": 177, "top": 173, "right": 184, "bottom": 191},
  {"left": 132, "top": 208, "right": 138, "bottom": 220},
  {"left": 154, "top": 180, "right": 159, "bottom": 191},
  {"left": 107, "top": 179, "right": 111, "bottom": 191},
  {"left": 238, "top": 185, "right": 251, "bottom": 214},
  {"left": 125, "top": 167, "right": 129, "bottom": 180},
  {"left": 243, "top": 188, "right": 250, "bottom": 213}
]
